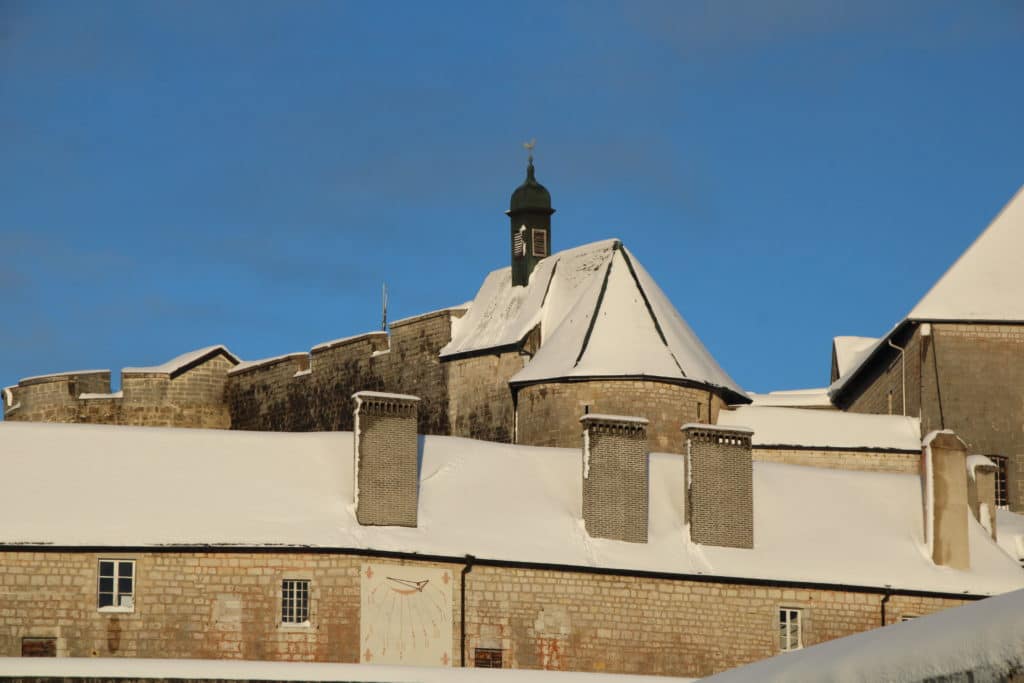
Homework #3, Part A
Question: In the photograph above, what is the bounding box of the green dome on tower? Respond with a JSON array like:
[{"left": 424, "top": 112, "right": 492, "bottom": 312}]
[{"left": 510, "top": 159, "right": 552, "bottom": 212}]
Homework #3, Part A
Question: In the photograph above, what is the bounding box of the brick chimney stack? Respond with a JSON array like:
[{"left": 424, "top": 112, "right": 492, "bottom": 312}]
[
  {"left": 967, "top": 455, "right": 998, "bottom": 541},
  {"left": 681, "top": 424, "right": 754, "bottom": 549},
  {"left": 580, "top": 414, "right": 649, "bottom": 543},
  {"left": 352, "top": 391, "right": 421, "bottom": 527}
]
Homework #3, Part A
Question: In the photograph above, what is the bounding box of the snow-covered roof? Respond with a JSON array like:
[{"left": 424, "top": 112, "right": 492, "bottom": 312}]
[
  {"left": 831, "top": 185, "right": 1024, "bottom": 400},
  {"left": 0, "top": 658, "right": 696, "bottom": 683},
  {"left": 909, "top": 185, "right": 1024, "bottom": 322},
  {"left": 701, "top": 587, "right": 1024, "bottom": 683},
  {"left": 122, "top": 345, "right": 240, "bottom": 376},
  {"left": 996, "top": 509, "right": 1024, "bottom": 563},
  {"left": 745, "top": 388, "right": 833, "bottom": 409},
  {"left": 0, "top": 421, "right": 1019, "bottom": 596},
  {"left": 17, "top": 369, "right": 108, "bottom": 383},
  {"left": 442, "top": 240, "right": 745, "bottom": 401},
  {"left": 832, "top": 336, "right": 878, "bottom": 380},
  {"left": 717, "top": 406, "right": 922, "bottom": 451}
]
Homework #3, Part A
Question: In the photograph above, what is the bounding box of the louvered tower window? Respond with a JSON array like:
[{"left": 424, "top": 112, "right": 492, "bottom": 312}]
[{"left": 532, "top": 229, "right": 547, "bottom": 257}]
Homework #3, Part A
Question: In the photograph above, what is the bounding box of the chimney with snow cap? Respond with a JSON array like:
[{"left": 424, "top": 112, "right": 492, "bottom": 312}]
[
  {"left": 922, "top": 431, "right": 970, "bottom": 569},
  {"left": 352, "top": 391, "right": 421, "bottom": 527},
  {"left": 580, "top": 414, "right": 649, "bottom": 543},
  {"left": 967, "top": 455, "right": 998, "bottom": 542},
  {"left": 682, "top": 423, "right": 754, "bottom": 549}
]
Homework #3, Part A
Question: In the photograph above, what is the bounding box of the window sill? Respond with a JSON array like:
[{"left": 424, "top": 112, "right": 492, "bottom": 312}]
[
  {"left": 98, "top": 606, "right": 134, "bottom": 614},
  {"left": 279, "top": 621, "right": 312, "bottom": 630}
]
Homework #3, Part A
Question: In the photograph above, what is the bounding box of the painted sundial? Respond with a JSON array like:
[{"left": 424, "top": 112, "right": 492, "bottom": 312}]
[{"left": 360, "top": 563, "right": 453, "bottom": 666}]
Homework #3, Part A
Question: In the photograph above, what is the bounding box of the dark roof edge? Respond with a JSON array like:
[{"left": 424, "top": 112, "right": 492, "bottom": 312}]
[
  {"left": 0, "top": 543, "right": 990, "bottom": 601},
  {"left": 753, "top": 443, "right": 920, "bottom": 455},
  {"left": 510, "top": 373, "right": 750, "bottom": 405}
]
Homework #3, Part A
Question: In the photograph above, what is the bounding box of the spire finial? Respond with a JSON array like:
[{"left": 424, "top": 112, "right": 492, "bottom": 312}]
[{"left": 522, "top": 138, "right": 536, "bottom": 165}]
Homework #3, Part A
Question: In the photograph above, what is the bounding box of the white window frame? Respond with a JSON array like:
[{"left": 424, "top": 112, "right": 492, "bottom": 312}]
[
  {"left": 778, "top": 607, "right": 803, "bottom": 652},
  {"left": 513, "top": 227, "right": 526, "bottom": 258},
  {"left": 97, "top": 559, "right": 135, "bottom": 613},
  {"left": 531, "top": 228, "right": 547, "bottom": 257},
  {"left": 281, "top": 578, "right": 311, "bottom": 626}
]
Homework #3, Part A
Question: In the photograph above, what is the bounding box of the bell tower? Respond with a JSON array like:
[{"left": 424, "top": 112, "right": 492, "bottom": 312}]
[{"left": 507, "top": 141, "right": 555, "bottom": 287}]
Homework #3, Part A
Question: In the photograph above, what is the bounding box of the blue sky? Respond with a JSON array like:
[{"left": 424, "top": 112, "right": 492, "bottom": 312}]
[{"left": 1, "top": 1, "right": 1022, "bottom": 401}]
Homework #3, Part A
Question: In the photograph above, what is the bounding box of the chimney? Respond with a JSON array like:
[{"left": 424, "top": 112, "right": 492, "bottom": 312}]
[
  {"left": 967, "top": 454, "right": 998, "bottom": 542},
  {"left": 352, "top": 391, "right": 421, "bottom": 527},
  {"left": 580, "top": 414, "right": 649, "bottom": 543},
  {"left": 682, "top": 423, "right": 754, "bottom": 549},
  {"left": 922, "top": 431, "right": 970, "bottom": 569}
]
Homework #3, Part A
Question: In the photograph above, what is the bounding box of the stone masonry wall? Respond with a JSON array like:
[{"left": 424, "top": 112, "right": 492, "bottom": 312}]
[
  {"left": 3, "top": 356, "right": 234, "bottom": 429},
  {"left": 845, "top": 323, "right": 1024, "bottom": 510},
  {"left": 226, "top": 310, "right": 460, "bottom": 435},
  {"left": 446, "top": 351, "right": 525, "bottom": 443},
  {"left": 0, "top": 551, "right": 969, "bottom": 677},
  {"left": 751, "top": 447, "right": 920, "bottom": 474},
  {"left": 516, "top": 380, "right": 726, "bottom": 454}
]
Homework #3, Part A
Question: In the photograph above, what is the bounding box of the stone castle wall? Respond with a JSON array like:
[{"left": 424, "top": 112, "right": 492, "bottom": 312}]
[
  {"left": 226, "top": 310, "right": 459, "bottom": 436},
  {"left": 3, "top": 356, "right": 234, "bottom": 429},
  {"left": 0, "top": 550, "right": 969, "bottom": 677},
  {"left": 515, "top": 380, "right": 726, "bottom": 453},
  {"left": 843, "top": 323, "right": 1024, "bottom": 509}
]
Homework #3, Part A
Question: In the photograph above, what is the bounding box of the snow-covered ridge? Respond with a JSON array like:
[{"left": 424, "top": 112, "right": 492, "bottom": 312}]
[
  {"left": 717, "top": 406, "right": 921, "bottom": 451},
  {"left": 0, "top": 421, "right": 1019, "bottom": 596},
  {"left": 123, "top": 345, "right": 239, "bottom": 375}
]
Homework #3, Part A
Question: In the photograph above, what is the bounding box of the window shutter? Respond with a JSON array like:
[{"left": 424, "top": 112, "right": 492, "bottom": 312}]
[{"left": 532, "top": 229, "right": 547, "bottom": 257}]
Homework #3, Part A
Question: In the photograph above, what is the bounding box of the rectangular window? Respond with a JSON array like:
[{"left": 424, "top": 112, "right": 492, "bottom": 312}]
[
  {"left": 990, "top": 455, "right": 1009, "bottom": 508},
  {"left": 475, "top": 647, "right": 503, "bottom": 668},
  {"left": 900, "top": 614, "right": 918, "bottom": 622},
  {"left": 513, "top": 230, "right": 525, "bottom": 258},
  {"left": 281, "top": 579, "right": 310, "bottom": 624},
  {"left": 778, "top": 607, "right": 802, "bottom": 651},
  {"left": 97, "top": 559, "right": 135, "bottom": 611},
  {"left": 21, "top": 637, "right": 57, "bottom": 657},
  {"left": 532, "top": 229, "right": 547, "bottom": 257}
]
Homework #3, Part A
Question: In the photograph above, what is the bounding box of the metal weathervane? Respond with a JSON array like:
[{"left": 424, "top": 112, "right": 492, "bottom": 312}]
[{"left": 523, "top": 138, "right": 536, "bottom": 163}]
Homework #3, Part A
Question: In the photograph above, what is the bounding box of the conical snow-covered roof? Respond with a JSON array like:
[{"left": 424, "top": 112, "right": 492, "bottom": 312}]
[
  {"left": 909, "top": 185, "right": 1024, "bottom": 321},
  {"left": 440, "top": 239, "right": 746, "bottom": 401}
]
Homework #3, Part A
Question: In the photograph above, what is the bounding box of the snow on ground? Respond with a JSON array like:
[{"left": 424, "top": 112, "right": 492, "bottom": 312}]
[
  {"left": 700, "top": 587, "right": 1024, "bottom": 682},
  {"left": 717, "top": 406, "right": 921, "bottom": 451},
  {"left": 122, "top": 345, "right": 238, "bottom": 374},
  {"left": 0, "top": 657, "right": 695, "bottom": 682},
  {"left": 0, "top": 422, "right": 1021, "bottom": 595}
]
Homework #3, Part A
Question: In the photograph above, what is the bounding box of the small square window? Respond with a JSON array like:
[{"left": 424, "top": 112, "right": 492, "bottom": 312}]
[
  {"left": 475, "top": 647, "right": 503, "bottom": 668},
  {"left": 778, "top": 607, "right": 802, "bottom": 651},
  {"left": 532, "top": 229, "right": 547, "bottom": 257},
  {"left": 281, "top": 579, "right": 310, "bottom": 625},
  {"left": 97, "top": 559, "right": 135, "bottom": 612}
]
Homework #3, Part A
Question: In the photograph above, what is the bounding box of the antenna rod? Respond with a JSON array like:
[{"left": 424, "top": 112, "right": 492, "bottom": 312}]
[{"left": 381, "top": 282, "right": 388, "bottom": 332}]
